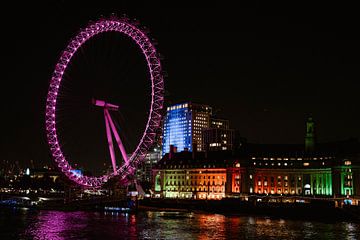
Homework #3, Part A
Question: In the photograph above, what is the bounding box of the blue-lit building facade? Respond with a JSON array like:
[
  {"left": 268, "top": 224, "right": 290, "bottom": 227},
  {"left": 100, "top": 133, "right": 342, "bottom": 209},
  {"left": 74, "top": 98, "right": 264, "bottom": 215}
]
[{"left": 162, "top": 102, "right": 212, "bottom": 156}]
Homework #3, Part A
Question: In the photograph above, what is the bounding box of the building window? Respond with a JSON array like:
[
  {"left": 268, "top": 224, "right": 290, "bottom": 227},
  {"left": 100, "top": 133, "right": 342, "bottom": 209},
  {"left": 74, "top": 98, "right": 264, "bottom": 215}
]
[
  {"left": 344, "top": 161, "right": 352, "bottom": 166},
  {"left": 270, "top": 177, "right": 274, "bottom": 187}
]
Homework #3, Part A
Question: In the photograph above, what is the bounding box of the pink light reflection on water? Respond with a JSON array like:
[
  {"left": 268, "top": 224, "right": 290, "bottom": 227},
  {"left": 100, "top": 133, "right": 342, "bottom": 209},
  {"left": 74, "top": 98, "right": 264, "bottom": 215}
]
[{"left": 25, "top": 211, "right": 88, "bottom": 240}]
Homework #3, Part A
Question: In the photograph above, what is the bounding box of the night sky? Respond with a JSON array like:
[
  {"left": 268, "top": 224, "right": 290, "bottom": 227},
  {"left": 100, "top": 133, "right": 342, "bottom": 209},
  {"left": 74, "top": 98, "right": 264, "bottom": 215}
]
[{"left": 1, "top": 2, "right": 359, "bottom": 171}]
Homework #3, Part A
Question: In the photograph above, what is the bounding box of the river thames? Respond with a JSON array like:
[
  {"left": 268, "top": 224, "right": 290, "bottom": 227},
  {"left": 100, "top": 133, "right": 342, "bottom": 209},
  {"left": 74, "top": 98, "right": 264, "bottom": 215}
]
[{"left": 1, "top": 208, "right": 359, "bottom": 239}]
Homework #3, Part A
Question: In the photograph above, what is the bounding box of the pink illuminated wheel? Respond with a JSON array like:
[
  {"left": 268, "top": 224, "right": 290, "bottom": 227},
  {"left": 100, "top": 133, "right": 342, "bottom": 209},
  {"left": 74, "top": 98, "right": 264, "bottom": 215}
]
[{"left": 45, "top": 16, "right": 164, "bottom": 188}]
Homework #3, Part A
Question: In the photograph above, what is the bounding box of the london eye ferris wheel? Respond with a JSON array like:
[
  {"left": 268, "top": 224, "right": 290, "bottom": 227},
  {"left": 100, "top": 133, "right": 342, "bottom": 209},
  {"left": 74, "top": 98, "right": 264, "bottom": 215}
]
[{"left": 45, "top": 15, "right": 164, "bottom": 188}]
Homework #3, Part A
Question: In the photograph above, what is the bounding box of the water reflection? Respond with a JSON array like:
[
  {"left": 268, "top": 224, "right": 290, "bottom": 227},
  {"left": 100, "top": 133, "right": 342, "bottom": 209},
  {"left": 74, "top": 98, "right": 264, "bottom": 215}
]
[
  {"left": 198, "top": 214, "right": 226, "bottom": 240},
  {"left": 25, "top": 211, "right": 88, "bottom": 240},
  {"left": 344, "top": 223, "right": 358, "bottom": 240},
  {"left": 0, "top": 209, "right": 359, "bottom": 240}
]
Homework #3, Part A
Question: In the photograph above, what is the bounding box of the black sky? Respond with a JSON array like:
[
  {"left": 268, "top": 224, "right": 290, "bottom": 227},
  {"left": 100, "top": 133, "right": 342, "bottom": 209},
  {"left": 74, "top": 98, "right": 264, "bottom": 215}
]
[{"left": 1, "top": 2, "right": 359, "bottom": 169}]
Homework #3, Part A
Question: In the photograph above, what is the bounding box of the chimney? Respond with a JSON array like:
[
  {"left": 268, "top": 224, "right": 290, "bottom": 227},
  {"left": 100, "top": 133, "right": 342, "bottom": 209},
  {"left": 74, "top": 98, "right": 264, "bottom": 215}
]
[
  {"left": 169, "top": 145, "right": 175, "bottom": 159},
  {"left": 169, "top": 145, "right": 177, "bottom": 159},
  {"left": 192, "top": 143, "right": 197, "bottom": 159}
]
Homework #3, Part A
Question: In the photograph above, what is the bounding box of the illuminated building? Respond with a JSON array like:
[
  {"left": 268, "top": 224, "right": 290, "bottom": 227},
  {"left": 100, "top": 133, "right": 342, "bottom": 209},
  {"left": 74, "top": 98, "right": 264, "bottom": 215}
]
[
  {"left": 154, "top": 118, "right": 360, "bottom": 201},
  {"left": 162, "top": 102, "right": 212, "bottom": 156},
  {"left": 210, "top": 118, "right": 229, "bottom": 129},
  {"left": 246, "top": 118, "right": 360, "bottom": 198},
  {"left": 30, "top": 168, "right": 62, "bottom": 183},
  {"left": 153, "top": 150, "right": 242, "bottom": 199},
  {"left": 203, "top": 118, "right": 239, "bottom": 151},
  {"left": 154, "top": 140, "right": 359, "bottom": 200},
  {"left": 136, "top": 148, "right": 162, "bottom": 183},
  {"left": 247, "top": 145, "right": 335, "bottom": 196}
]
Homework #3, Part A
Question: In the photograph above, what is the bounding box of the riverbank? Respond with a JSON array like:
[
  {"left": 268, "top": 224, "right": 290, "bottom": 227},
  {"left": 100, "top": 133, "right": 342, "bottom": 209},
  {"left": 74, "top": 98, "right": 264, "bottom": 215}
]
[
  {"left": 138, "top": 198, "right": 360, "bottom": 222},
  {"left": 0, "top": 194, "right": 134, "bottom": 212},
  {"left": 2, "top": 194, "right": 359, "bottom": 223}
]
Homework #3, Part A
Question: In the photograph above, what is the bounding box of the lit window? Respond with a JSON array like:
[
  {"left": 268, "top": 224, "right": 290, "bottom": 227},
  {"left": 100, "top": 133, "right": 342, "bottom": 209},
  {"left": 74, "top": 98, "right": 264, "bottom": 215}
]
[
  {"left": 303, "top": 162, "right": 309, "bottom": 166},
  {"left": 344, "top": 161, "right": 352, "bottom": 166}
]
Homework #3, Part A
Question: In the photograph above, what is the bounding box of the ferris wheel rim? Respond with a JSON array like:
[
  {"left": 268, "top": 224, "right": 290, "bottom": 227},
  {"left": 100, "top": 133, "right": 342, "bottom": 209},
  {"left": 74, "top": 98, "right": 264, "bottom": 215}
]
[{"left": 45, "top": 16, "right": 164, "bottom": 188}]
